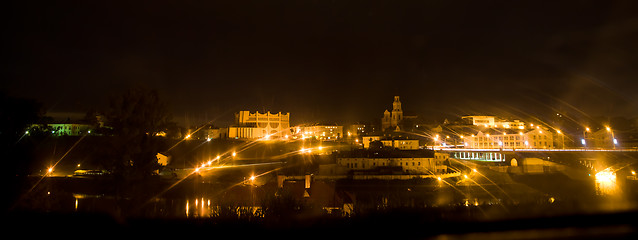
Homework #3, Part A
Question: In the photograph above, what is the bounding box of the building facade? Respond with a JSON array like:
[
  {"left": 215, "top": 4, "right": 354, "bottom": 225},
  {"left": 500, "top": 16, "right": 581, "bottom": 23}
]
[
  {"left": 227, "top": 111, "right": 291, "bottom": 139},
  {"left": 46, "top": 123, "right": 93, "bottom": 136},
  {"left": 296, "top": 124, "right": 343, "bottom": 140},
  {"left": 462, "top": 116, "right": 526, "bottom": 129},
  {"left": 462, "top": 128, "right": 554, "bottom": 149},
  {"left": 337, "top": 155, "right": 447, "bottom": 174}
]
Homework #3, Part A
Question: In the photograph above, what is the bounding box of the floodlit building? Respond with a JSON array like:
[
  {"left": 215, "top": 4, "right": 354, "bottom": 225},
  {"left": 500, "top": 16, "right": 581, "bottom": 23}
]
[
  {"left": 362, "top": 136, "right": 382, "bottom": 148},
  {"left": 462, "top": 128, "right": 554, "bottom": 149},
  {"left": 362, "top": 136, "right": 420, "bottom": 150},
  {"left": 336, "top": 150, "right": 447, "bottom": 174},
  {"left": 47, "top": 123, "right": 93, "bottom": 136},
  {"left": 462, "top": 116, "right": 526, "bottom": 129},
  {"left": 227, "top": 111, "right": 291, "bottom": 139}
]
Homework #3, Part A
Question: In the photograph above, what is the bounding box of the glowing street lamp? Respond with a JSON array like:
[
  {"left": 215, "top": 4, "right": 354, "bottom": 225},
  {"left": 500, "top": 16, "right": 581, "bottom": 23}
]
[{"left": 607, "top": 126, "right": 616, "bottom": 149}]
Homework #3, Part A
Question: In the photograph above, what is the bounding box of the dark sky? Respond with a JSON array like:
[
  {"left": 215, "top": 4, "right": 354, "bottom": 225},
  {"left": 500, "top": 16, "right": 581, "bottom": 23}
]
[{"left": 4, "top": 0, "right": 638, "bottom": 127}]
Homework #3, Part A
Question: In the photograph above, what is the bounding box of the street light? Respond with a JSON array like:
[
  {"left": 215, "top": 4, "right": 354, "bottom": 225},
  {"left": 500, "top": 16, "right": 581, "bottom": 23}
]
[{"left": 607, "top": 126, "right": 616, "bottom": 149}]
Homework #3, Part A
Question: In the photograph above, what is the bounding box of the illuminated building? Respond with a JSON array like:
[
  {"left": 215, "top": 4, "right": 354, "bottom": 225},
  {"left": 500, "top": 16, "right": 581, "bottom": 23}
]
[
  {"left": 296, "top": 124, "right": 343, "bottom": 140},
  {"left": 336, "top": 150, "right": 447, "bottom": 174},
  {"left": 227, "top": 111, "right": 290, "bottom": 139},
  {"left": 362, "top": 136, "right": 382, "bottom": 148},
  {"left": 45, "top": 123, "right": 93, "bottom": 136},
  {"left": 462, "top": 115, "right": 526, "bottom": 129},
  {"left": 362, "top": 136, "right": 419, "bottom": 150},
  {"left": 462, "top": 128, "right": 554, "bottom": 149}
]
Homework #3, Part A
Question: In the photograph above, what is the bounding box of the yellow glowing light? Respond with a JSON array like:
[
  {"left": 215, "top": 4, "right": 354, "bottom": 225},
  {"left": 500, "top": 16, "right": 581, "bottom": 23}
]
[
  {"left": 472, "top": 168, "right": 477, "bottom": 172},
  {"left": 437, "top": 177, "right": 442, "bottom": 181},
  {"left": 556, "top": 130, "right": 561, "bottom": 134},
  {"left": 464, "top": 174, "right": 468, "bottom": 179},
  {"left": 185, "top": 134, "right": 191, "bottom": 139},
  {"left": 232, "top": 152, "right": 236, "bottom": 157},
  {"left": 47, "top": 167, "right": 54, "bottom": 173},
  {"left": 595, "top": 168, "right": 617, "bottom": 195},
  {"left": 606, "top": 127, "right": 611, "bottom": 132},
  {"left": 586, "top": 127, "right": 590, "bottom": 132},
  {"left": 249, "top": 175, "right": 256, "bottom": 181}
]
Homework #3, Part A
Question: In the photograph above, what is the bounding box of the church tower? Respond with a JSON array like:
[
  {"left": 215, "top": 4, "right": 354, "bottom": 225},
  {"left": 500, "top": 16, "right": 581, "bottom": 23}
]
[
  {"left": 382, "top": 96, "right": 404, "bottom": 131},
  {"left": 390, "top": 96, "right": 403, "bottom": 128},
  {"left": 382, "top": 109, "right": 391, "bottom": 130}
]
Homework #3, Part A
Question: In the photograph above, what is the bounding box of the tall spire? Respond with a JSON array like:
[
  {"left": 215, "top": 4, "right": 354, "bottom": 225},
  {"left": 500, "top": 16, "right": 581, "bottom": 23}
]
[{"left": 392, "top": 96, "right": 402, "bottom": 112}]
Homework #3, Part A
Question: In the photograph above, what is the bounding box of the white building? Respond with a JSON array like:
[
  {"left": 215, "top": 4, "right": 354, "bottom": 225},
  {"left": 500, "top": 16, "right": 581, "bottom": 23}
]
[
  {"left": 227, "top": 111, "right": 291, "bottom": 139},
  {"left": 462, "top": 116, "right": 526, "bottom": 129},
  {"left": 463, "top": 128, "right": 554, "bottom": 149}
]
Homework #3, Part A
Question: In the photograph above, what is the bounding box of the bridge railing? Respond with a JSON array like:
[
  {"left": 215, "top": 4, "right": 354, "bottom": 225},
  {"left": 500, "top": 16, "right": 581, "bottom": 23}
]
[{"left": 436, "top": 148, "right": 638, "bottom": 152}]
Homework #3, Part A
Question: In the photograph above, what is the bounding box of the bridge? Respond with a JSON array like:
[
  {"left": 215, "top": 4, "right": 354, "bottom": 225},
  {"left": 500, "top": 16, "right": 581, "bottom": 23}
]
[{"left": 437, "top": 148, "right": 638, "bottom": 170}]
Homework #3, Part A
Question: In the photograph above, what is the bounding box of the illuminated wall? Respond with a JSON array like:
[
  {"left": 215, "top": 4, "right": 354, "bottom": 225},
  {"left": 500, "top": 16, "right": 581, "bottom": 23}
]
[
  {"left": 463, "top": 128, "right": 554, "bottom": 149},
  {"left": 228, "top": 111, "right": 291, "bottom": 139}
]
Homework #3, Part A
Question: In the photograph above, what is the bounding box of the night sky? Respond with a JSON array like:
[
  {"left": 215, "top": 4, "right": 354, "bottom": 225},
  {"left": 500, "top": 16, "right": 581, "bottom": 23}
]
[{"left": 4, "top": 0, "right": 638, "bottom": 126}]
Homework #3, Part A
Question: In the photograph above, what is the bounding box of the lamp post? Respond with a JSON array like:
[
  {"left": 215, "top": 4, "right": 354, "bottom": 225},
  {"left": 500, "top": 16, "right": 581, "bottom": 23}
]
[
  {"left": 557, "top": 130, "right": 564, "bottom": 149},
  {"left": 583, "top": 127, "right": 590, "bottom": 149},
  {"left": 607, "top": 127, "right": 616, "bottom": 150}
]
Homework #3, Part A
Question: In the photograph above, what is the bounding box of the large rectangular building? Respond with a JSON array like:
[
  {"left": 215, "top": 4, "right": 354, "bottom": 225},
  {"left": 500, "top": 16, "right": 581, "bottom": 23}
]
[
  {"left": 463, "top": 128, "right": 554, "bottom": 149},
  {"left": 296, "top": 124, "right": 343, "bottom": 140},
  {"left": 228, "top": 111, "right": 291, "bottom": 139}
]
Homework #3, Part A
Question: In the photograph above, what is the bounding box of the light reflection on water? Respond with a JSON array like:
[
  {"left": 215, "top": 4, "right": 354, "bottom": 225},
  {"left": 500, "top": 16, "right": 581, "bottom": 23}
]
[{"left": 16, "top": 164, "right": 638, "bottom": 221}]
